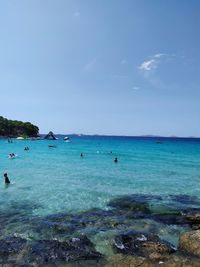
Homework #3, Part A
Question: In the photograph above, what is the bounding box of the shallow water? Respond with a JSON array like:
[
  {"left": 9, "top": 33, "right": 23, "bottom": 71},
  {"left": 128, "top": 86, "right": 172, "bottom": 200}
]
[{"left": 0, "top": 136, "right": 200, "bottom": 249}]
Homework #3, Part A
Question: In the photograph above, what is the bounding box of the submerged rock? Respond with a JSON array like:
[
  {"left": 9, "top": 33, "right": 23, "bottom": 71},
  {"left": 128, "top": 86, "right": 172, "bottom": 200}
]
[
  {"left": 0, "top": 237, "right": 27, "bottom": 257},
  {"left": 179, "top": 230, "right": 200, "bottom": 257},
  {"left": 24, "top": 235, "right": 102, "bottom": 266},
  {"left": 108, "top": 195, "right": 151, "bottom": 214},
  {"left": 0, "top": 235, "right": 102, "bottom": 266},
  {"left": 169, "top": 194, "right": 200, "bottom": 206},
  {"left": 0, "top": 236, "right": 27, "bottom": 266},
  {"left": 152, "top": 213, "right": 187, "bottom": 226},
  {"left": 113, "top": 231, "right": 175, "bottom": 262}
]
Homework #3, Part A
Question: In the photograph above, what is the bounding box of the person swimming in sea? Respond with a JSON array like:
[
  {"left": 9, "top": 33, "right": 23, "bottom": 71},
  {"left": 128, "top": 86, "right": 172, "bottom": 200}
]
[
  {"left": 4, "top": 173, "right": 10, "bottom": 184},
  {"left": 114, "top": 157, "right": 118, "bottom": 163},
  {"left": 9, "top": 153, "right": 15, "bottom": 158},
  {"left": 80, "top": 153, "right": 83, "bottom": 158}
]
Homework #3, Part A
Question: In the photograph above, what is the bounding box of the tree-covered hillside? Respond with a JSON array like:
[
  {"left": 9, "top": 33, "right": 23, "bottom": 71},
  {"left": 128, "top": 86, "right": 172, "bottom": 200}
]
[{"left": 0, "top": 116, "right": 39, "bottom": 137}]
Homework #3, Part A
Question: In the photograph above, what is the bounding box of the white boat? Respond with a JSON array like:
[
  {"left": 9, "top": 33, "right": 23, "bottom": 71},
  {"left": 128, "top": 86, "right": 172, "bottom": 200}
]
[{"left": 64, "top": 136, "right": 69, "bottom": 140}]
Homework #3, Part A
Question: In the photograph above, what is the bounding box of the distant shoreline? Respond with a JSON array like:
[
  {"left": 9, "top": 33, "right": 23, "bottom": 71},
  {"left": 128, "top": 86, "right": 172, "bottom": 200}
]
[
  {"left": 1, "top": 134, "right": 200, "bottom": 140},
  {"left": 40, "top": 134, "right": 200, "bottom": 140}
]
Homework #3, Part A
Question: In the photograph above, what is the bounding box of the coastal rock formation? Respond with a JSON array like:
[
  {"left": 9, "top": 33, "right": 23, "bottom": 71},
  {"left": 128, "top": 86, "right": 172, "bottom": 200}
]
[
  {"left": 0, "top": 237, "right": 27, "bottom": 265},
  {"left": 24, "top": 236, "right": 101, "bottom": 265},
  {"left": 179, "top": 230, "right": 200, "bottom": 257},
  {"left": 0, "top": 235, "right": 101, "bottom": 266},
  {"left": 0, "top": 237, "right": 27, "bottom": 257},
  {"left": 104, "top": 254, "right": 150, "bottom": 267},
  {"left": 161, "top": 254, "right": 200, "bottom": 267},
  {"left": 113, "top": 231, "right": 175, "bottom": 262},
  {"left": 104, "top": 253, "right": 200, "bottom": 267},
  {"left": 184, "top": 210, "right": 200, "bottom": 229},
  {"left": 2, "top": 194, "right": 200, "bottom": 266},
  {"left": 44, "top": 131, "right": 57, "bottom": 140}
]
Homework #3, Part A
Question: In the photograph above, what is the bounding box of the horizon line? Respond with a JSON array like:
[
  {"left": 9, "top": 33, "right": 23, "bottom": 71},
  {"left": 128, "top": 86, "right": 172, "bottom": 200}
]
[{"left": 40, "top": 133, "right": 200, "bottom": 139}]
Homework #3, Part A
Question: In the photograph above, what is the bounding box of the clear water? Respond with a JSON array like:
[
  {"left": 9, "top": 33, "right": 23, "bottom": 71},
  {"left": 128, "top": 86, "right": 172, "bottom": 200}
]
[{"left": 0, "top": 136, "right": 200, "bottom": 248}]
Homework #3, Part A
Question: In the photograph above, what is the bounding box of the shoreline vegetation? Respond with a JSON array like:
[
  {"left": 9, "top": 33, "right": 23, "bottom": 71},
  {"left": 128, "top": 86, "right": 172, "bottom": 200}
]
[
  {"left": 0, "top": 116, "right": 39, "bottom": 138},
  {"left": 0, "top": 116, "right": 200, "bottom": 140}
]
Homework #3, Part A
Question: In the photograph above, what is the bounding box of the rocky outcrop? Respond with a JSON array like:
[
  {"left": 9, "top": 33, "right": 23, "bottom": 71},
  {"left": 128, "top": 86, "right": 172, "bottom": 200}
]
[
  {"left": 0, "top": 235, "right": 101, "bottom": 266},
  {"left": 44, "top": 131, "right": 57, "bottom": 140},
  {"left": 184, "top": 211, "right": 200, "bottom": 229},
  {"left": 0, "top": 237, "right": 27, "bottom": 266},
  {"left": 104, "top": 254, "right": 150, "bottom": 267},
  {"left": 104, "top": 253, "right": 200, "bottom": 267},
  {"left": 0, "top": 237, "right": 27, "bottom": 257},
  {"left": 179, "top": 230, "right": 200, "bottom": 257},
  {"left": 25, "top": 236, "right": 101, "bottom": 265},
  {"left": 113, "top": 231, "right": 175, "bottom": 262},
  {"left": 161, "top": 254, "right": 200, "bottom": 267}
]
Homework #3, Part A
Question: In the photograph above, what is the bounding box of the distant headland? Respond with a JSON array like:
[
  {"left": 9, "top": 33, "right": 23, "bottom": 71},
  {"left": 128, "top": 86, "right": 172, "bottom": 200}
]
[{"left": 0, "top": 116, "right": 39, "bottom": 138}]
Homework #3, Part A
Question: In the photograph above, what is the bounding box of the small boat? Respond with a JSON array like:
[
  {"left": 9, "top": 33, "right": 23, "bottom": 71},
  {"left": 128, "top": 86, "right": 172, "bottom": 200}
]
[
  {"left": 64, "top": 136, "right": 69, "bottom": 141},
  {"left": 16, "top": 136, "right": 25, "bottom": 140}
]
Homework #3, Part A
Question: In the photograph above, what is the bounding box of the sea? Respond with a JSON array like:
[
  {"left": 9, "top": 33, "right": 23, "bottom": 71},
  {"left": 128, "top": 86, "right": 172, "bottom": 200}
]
[{"left": 0, "top": 135, "right": 200, "bottom": 254}]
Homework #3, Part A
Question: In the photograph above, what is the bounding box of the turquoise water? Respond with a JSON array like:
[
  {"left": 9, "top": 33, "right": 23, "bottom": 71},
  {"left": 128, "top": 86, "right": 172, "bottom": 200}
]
[
  {"left": 0, "top": 136, "right": 200, "bottom": 248},
  {"left": 1, "top": 136, "right": 200, "bottom": 215}
]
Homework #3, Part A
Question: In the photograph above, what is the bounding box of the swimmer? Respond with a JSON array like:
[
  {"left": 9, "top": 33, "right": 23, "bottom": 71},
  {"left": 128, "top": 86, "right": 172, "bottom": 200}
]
[
  {"left": 80, "top": 153, "right": 83, "bottom": 158},
  {"left": 114, "top": 157, "right": 118, "bottom": 163},
  {"left": 4, "top": 173, "right": 10, "bottom": 184}
]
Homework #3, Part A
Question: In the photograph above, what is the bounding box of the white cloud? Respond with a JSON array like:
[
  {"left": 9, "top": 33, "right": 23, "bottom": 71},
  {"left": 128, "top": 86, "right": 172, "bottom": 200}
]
[
  {"left": 154, "top": 53, "right": 165, "bottom": 58},
  {"left": 74, "top": 11, "right": 80, "bottom": 17},
  {"left": 139, "top": 53, "right": 176, "bottom": 73},
  {"left": 138, "top": 53, "right": 178, "bottom": 90},
  {"left": 139, "top": 53, "right": 167, "bottom": 72},
  {"left": 139, "top": 59, "right": 157, "bottom": 71}
]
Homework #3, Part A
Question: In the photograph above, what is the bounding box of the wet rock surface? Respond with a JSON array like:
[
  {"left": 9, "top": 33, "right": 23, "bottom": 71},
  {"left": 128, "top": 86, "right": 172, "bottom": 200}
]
[
  {"left": 183, "top": 210, "right": 200, "bottom": 229},
  {"left": 113, "top": 231, "right": 175, "bottom": 261},
  {"left": 1, "top": 194, "right": 200, "bottom": 265},
  {"left": 25, "top": 236, "right": 102, "bottom": 266},
  {"left": 0, "top": 236, "right": 102, "bottom": 266},
  {"left": 104, "top": 254, "right": 150, "bottom": 267},
  {"left": 0, "top": 236, "right": 28, "bottom": 266},
  {"left": 104, "top": 253, "right": 200, "bottom": 267},
  {"left": 0, "top": 237, "right": 28, "bottom": 266},
  {"left": 179, "top": 230, "right": 200, "bottom": 257}
]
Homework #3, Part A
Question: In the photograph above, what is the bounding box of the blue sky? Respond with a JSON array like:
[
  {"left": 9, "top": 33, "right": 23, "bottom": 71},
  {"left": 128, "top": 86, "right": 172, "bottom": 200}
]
[{"left": 0, "top": 0, "right": 200, "bottom": 136}]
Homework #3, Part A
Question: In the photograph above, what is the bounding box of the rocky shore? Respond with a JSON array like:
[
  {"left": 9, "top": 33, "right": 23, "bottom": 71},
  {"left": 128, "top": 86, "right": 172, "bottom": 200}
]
[{"left": 1, "top": 194, "right": 200, "bottom": 266}]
